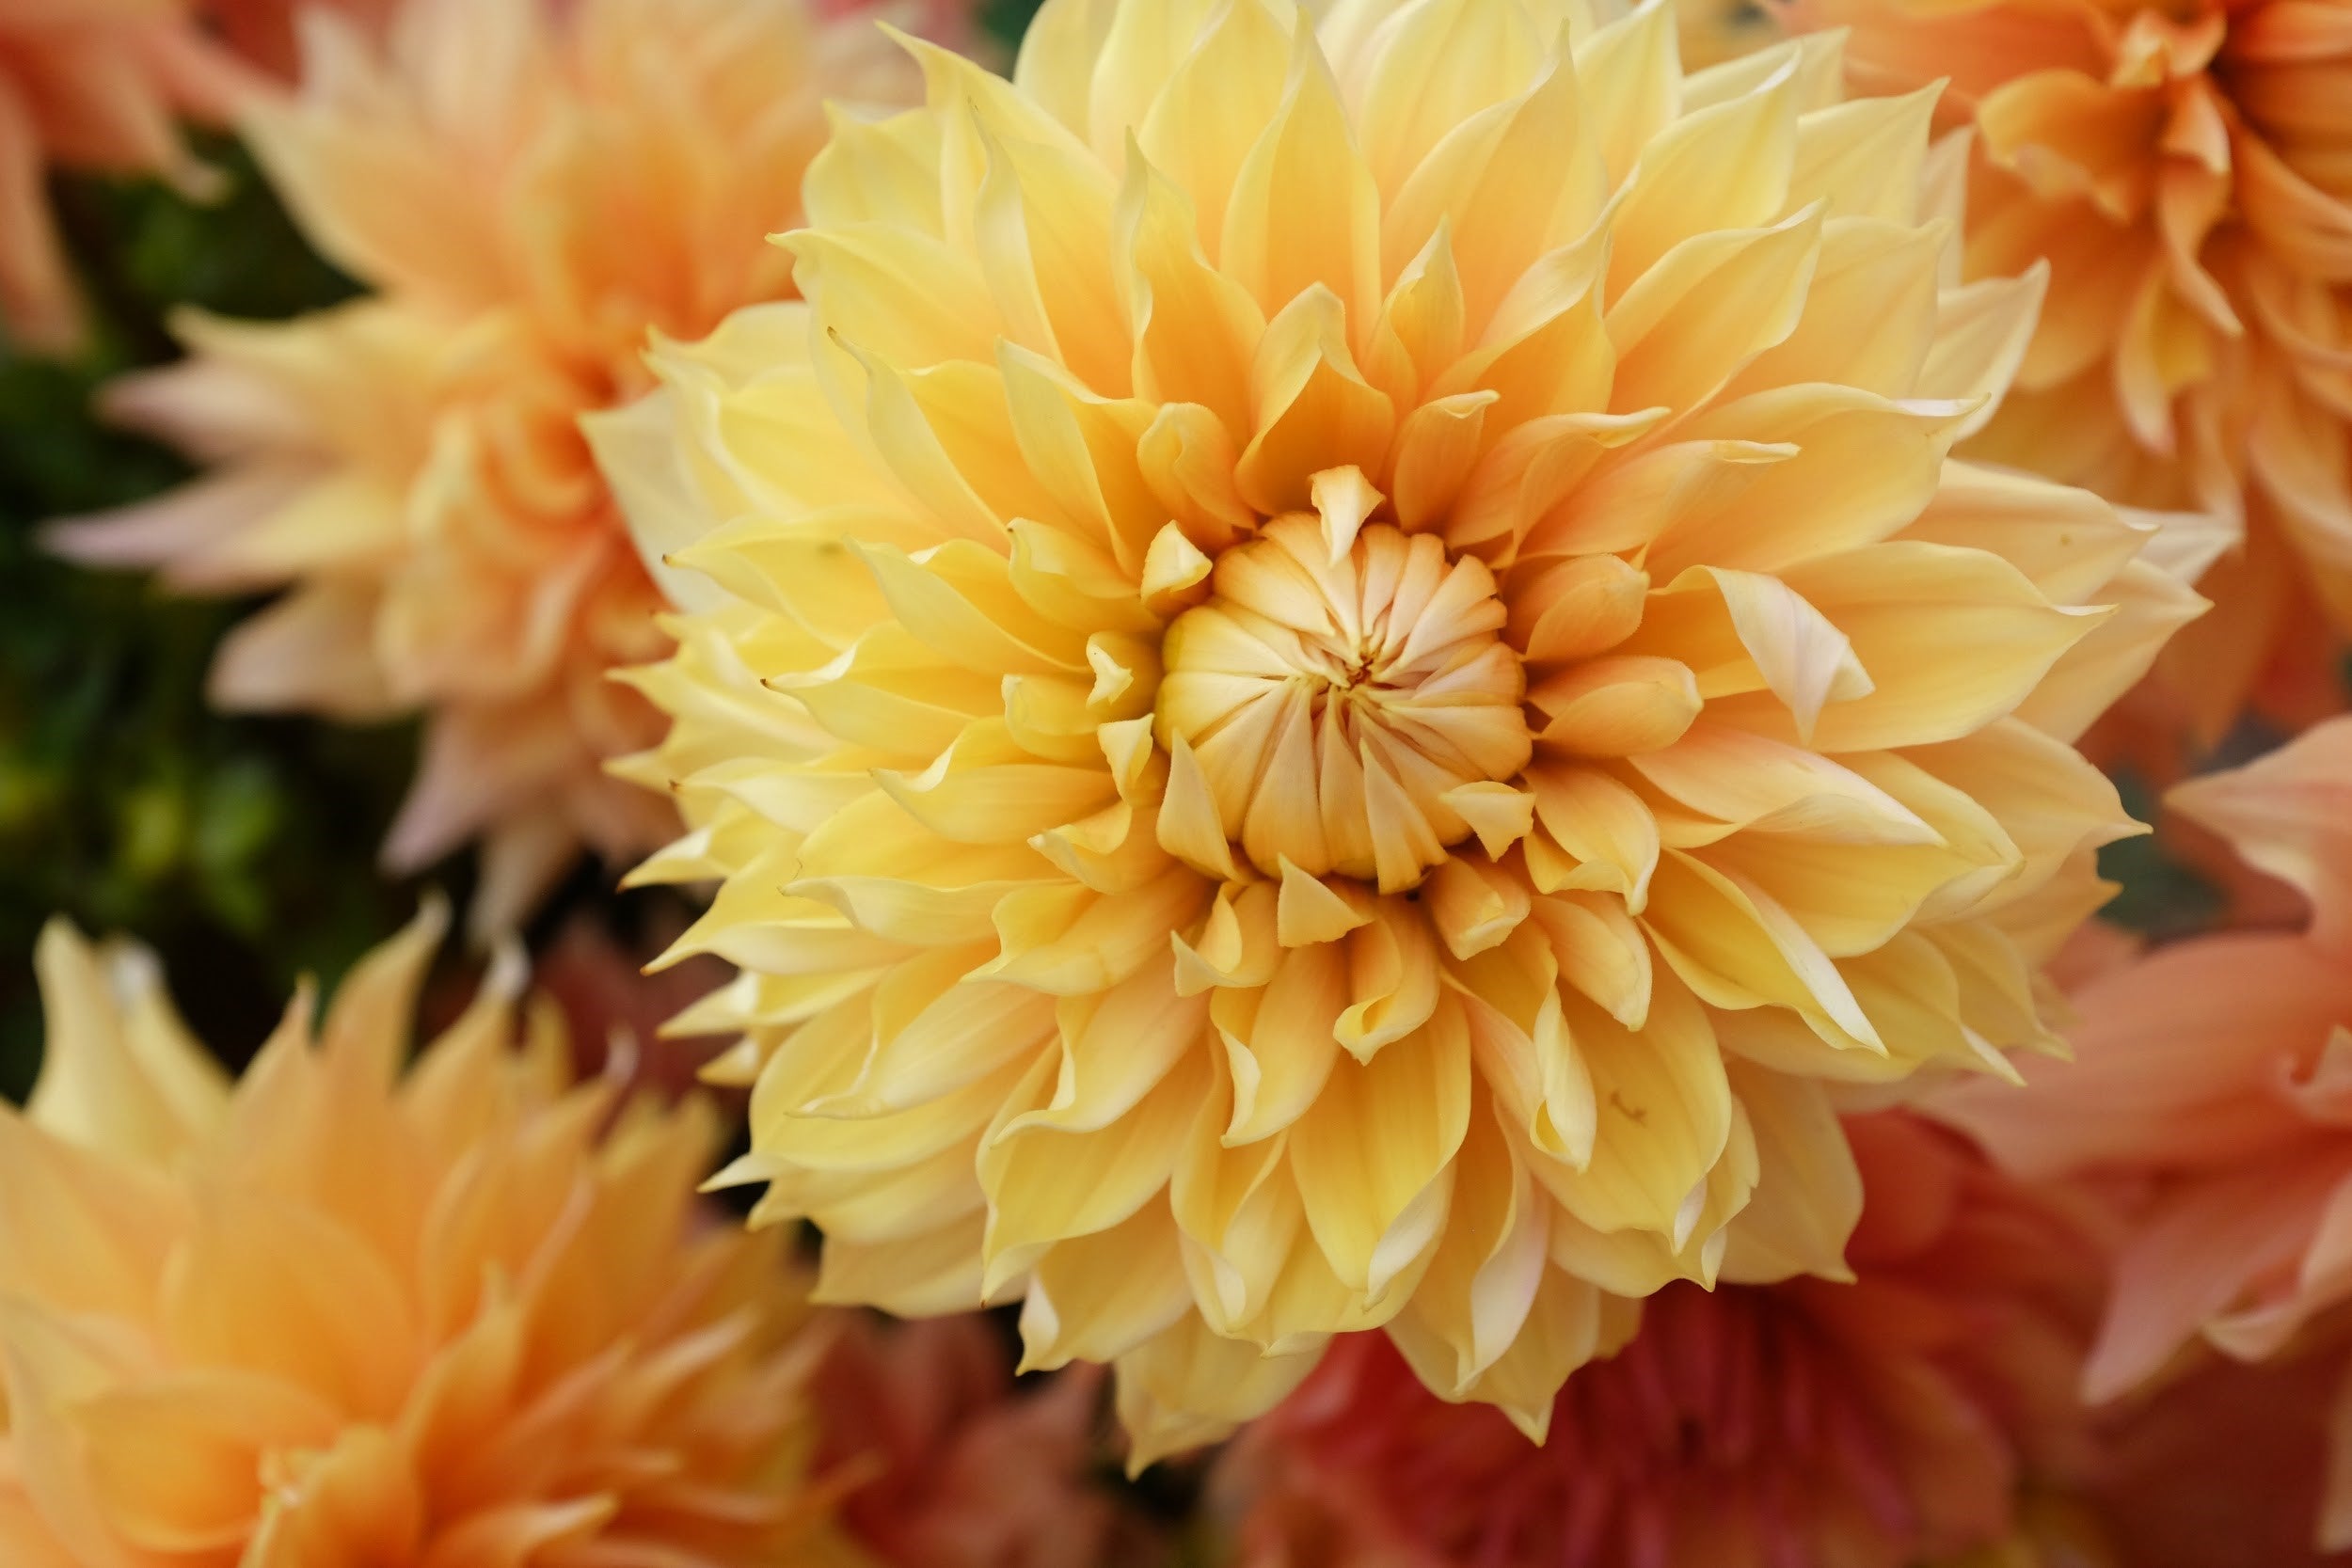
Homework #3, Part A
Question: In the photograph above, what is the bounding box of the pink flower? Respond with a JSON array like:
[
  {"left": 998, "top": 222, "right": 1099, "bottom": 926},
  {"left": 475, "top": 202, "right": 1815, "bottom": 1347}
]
[
  {"left": 1220, "top": 1112, "right": 2105, "bottom": 1568},
  {"left": 1943, "top": 714, "right": 2352, "bottom": 1553}
]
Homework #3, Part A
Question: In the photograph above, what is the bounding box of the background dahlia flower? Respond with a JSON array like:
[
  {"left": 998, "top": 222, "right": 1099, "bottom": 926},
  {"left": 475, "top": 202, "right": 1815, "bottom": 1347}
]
[
  {"left": 198, "top": 0, "right": 401, "bottom": 79},
  {"left": 816, "top": 1314, "right": 1161, "bottom": 1568},
  {"left": 1784, "top": 0, "right": 2352, "bottom": 753},
  {"left": 1942, "top": 714, "right": 2352, "bottom": 1554},
  {"left": 1216, "top": 1112, "right": 2106, "bottom": 1568},
  {"left": 599, "top": 0, "right": 2195, "bottom": 1457},
  {"left": 0, "top": 901, "right": 858, "bottom": 1566},
  {"left": 2075, "top": 1351, "right": 2352, "bottom": 1568},
  {"left": 0, "top": 0, "right": 249, "bottom": 352},
  {"left": 49, "top": 0, "right": 917, "bottom": 934}
]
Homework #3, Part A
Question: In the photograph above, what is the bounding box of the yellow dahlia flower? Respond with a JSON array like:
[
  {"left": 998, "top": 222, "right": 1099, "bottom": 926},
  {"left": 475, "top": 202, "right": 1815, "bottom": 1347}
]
[
  {"left": 50, "top": 0, "right": 916, "bottom": 933},
  {"left": 0, "top": 903, "right": 856, "bottom": 1566},
  {"left": 597, "top": 0, "right": 2194, "bottom": 1458},
  {"left": 1784, "top": 0, "right": 2352, "bottom": 747}
]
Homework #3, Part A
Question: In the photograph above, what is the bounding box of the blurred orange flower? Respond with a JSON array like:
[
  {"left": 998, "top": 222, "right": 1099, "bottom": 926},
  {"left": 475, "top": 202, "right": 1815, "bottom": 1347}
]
[
  {"left": 50, "top": 0, "right": 916, "bottom": 934},
  {"left": 1942, "top": 715, "right": 2352, "bottom": 1554},
  {"left": 1783, "top": 0, "right": 2352, "bottom": 755},
  {"left": 1220, "top": 1112, "right": 2106, "bottom": 1568},
  {"left": 0, "top": 902, "right": 857, "bottom": 1566},
  {"left": 0, "top": 0, "right": 248, "bottom": 351}
]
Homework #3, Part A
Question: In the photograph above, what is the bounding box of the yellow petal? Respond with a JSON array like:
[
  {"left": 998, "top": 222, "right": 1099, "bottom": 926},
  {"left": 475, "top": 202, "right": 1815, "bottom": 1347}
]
[
  {"left": 1713, "top": 1062, "right": 1860, "bottom": 1284},
  {"left": 1531, "top": 978, "right": 1732, "bottom": 1241},
  {"left": 1606, "top": 56, "right": 1799, "bottom": 296},
  {"left": 980, "top": 1048, "right": 1211, "bottom": 1292},
  {"left": 1642, "top": 849, "right": 1882, "bottom": 1053},
  {"left": 1235, "top": 285, "right": 1397, "bottom": 515},
  {"left": 27, "top": 923, "right": 229, "bottom": 1165},
  {"left": 1607, "top": 203, "right": 1824, "bottom": 416},
  {"left": 1220, "top": 18, "right": 1385, "bottom": 325},
  {"left": 1213, "top": 944, "right": 1346, "bottom": 1144},
  {"left": 1528, "top": 654, "right": 1702, "bottom": 754},
  {"left": 1020, "top": 1202, "right": 1196, "bottom": 1368},
  {"left": 1113, "top": 1313, "right": 1325, "bottom": 1471},
  {"left": 1289, "top": 998, "right": 1470, "bottom": 1298},
  {"left": 1117, "top": 147, "right": 1267, "bottom": 433}
]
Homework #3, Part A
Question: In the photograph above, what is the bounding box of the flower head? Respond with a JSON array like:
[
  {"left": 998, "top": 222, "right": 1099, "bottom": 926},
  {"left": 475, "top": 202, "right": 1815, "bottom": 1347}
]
[
  {"left": 1218, "top": 1112, "right": 2106, "bottom": 1568},
  {"left": 1942, "top": 714, "right": 2352, "bottom": 1555},
  {"left": 0, "top": 0, "right": 248, "bottom": 351},
  {"left": 50, "top": 0, "right": 917, "bottom": 932},
  {"left": 0, "top": 902, "right": 848, "bottom": 1566},
  {"left": 601, "top": 0, "right": 2185, "bottom": 1456},
  {"left": 1784, "top": 0, "right": 2352, "bottom": 750}
]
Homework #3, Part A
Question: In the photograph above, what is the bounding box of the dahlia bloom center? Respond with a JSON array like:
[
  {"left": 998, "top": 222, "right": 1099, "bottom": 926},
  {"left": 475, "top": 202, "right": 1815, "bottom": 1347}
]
[{"left": 1154, "top": 485, "right": 1532, "bottom": 891}]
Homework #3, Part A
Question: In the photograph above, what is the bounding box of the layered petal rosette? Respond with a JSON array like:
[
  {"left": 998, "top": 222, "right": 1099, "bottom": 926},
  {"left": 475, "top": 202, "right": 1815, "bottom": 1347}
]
[
  {"left": 0, "top": 905, "right": 853, "bottom": 1566},
  {"left": 50, "top": 0, "right": 916, "bottom": 931},
  {"left": 0, "top": 0, "right": 249, "bottom": 351},
  {"left": 1944, "top": 716, "right": 2352, "bottom": 1554},
  {"left": 1786, "top": 0, "right": 2352, "bottom": 751},
  {"left": 598, "top": 0, "right": 2188, "bottom": 1455},
  {"left": 1216, "top": 1113, "right": 2107, "bottom": 1568}
]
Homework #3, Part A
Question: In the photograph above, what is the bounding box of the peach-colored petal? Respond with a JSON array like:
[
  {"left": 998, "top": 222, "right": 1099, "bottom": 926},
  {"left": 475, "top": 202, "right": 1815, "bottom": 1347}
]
[
  {"left": 2087, "top": 1152, "right": 2352, "bottom": 1401},
  {"left": 2172, "top": 718, "right": 2352, "bottom": 950},
  {"left": 1942, "top": 932, "right": 2352, "bottom": 1177}
]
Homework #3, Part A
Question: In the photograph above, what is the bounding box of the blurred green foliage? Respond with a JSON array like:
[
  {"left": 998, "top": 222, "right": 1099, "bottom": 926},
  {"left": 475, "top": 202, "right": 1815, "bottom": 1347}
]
[{"left": 0, "top": 140, "right": 413, "bottom": 1101}]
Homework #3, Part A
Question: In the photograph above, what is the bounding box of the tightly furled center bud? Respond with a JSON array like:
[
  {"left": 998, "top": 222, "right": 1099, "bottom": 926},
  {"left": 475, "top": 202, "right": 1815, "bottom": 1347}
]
[{"left": 1154, "top": 509, "right": 1534, "bottom": 893}]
